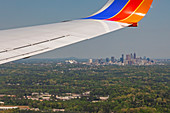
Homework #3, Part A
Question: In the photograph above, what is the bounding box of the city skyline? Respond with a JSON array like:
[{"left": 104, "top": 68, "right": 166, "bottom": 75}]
[
  {"left": 85, "top": 52, "right": 157, "bottom": 66},
  {"left": 0, "top": 0, "right": 169, "bottom": 59}
]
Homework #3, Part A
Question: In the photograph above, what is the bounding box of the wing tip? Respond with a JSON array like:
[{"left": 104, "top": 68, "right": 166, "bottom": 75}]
[{"left": 84, "top": 0, "right": 153, "bottom": 24}]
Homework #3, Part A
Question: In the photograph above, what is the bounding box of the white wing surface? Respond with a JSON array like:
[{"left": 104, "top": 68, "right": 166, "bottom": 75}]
[{"left": 0, "top": 20, "right": 128, "bottom": 64}]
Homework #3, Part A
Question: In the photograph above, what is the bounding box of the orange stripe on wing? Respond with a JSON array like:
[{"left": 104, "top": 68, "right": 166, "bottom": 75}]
[
  {"left": 106, "top": 0, "right": 143, "bottom": 21},
  {"left": 118, "top": 0, "right": 145, "bottom": 23},
  {"left": 119, "top": 0, "right": 153, "bottom": 23}
]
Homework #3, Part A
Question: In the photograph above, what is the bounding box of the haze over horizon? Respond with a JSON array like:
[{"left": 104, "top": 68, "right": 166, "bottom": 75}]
[{"left": 0, "top": 0, "right": 169, "bottom": 59}]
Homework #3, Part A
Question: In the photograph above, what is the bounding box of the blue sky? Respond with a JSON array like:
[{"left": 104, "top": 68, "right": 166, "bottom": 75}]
[{"left": 0, "top": 0, "right": 169, "bottom": 59}]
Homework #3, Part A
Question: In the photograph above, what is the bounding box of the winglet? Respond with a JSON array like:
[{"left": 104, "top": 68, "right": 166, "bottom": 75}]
[{"left": 85, "top": 0, "right": 153, "bottom": 24}]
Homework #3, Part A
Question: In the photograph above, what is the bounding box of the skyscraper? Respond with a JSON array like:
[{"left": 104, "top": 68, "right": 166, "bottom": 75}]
[
  {"left": 89, "top": 59, "right": 93, "bottom": 64},
  {"left": 131, "top": 53, "right": 133, "bottom": 59},
  {"left": 134, "top": 53, "right": 136, "bottom": 59},
  {"left": 111, "top": 57, "right": 115, "bottom": 63},
  {"left": 121, "top": 54, "right": 124, "bottom": 63},
  {"left": 98, "top": 58, "right": 103, "bottom": 64},
  {"left": 106, "top": 58, "right": 110, "bottom": 63},
  {"left": 143, "top": 56, "right": 146, "bottom": 60},
  {"left": 126, "top": 54, "right": 131, "bottom": 60},
  {"left": 95, "top": 59, "right": 99, "bottom": 64}
]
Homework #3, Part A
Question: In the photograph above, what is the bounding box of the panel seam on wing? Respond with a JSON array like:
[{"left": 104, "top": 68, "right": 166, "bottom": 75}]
[{"left": 0, "top": 35, "right": 70, "bottom": 54}]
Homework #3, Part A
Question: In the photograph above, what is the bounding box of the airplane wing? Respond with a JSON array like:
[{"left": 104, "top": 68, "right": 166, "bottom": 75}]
[{"left": 0, "top": 0, "right": 153, "bottom": 64}]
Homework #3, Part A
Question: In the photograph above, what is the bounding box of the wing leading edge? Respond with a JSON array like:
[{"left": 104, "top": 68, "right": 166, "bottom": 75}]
[{"left": 0, "top": 0, "right": 153, "bottom": 64}]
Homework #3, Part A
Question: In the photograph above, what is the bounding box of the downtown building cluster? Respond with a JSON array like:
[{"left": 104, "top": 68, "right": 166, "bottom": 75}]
[{"left": 88, "top": 53, "right": 156, "bottom": 66}]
